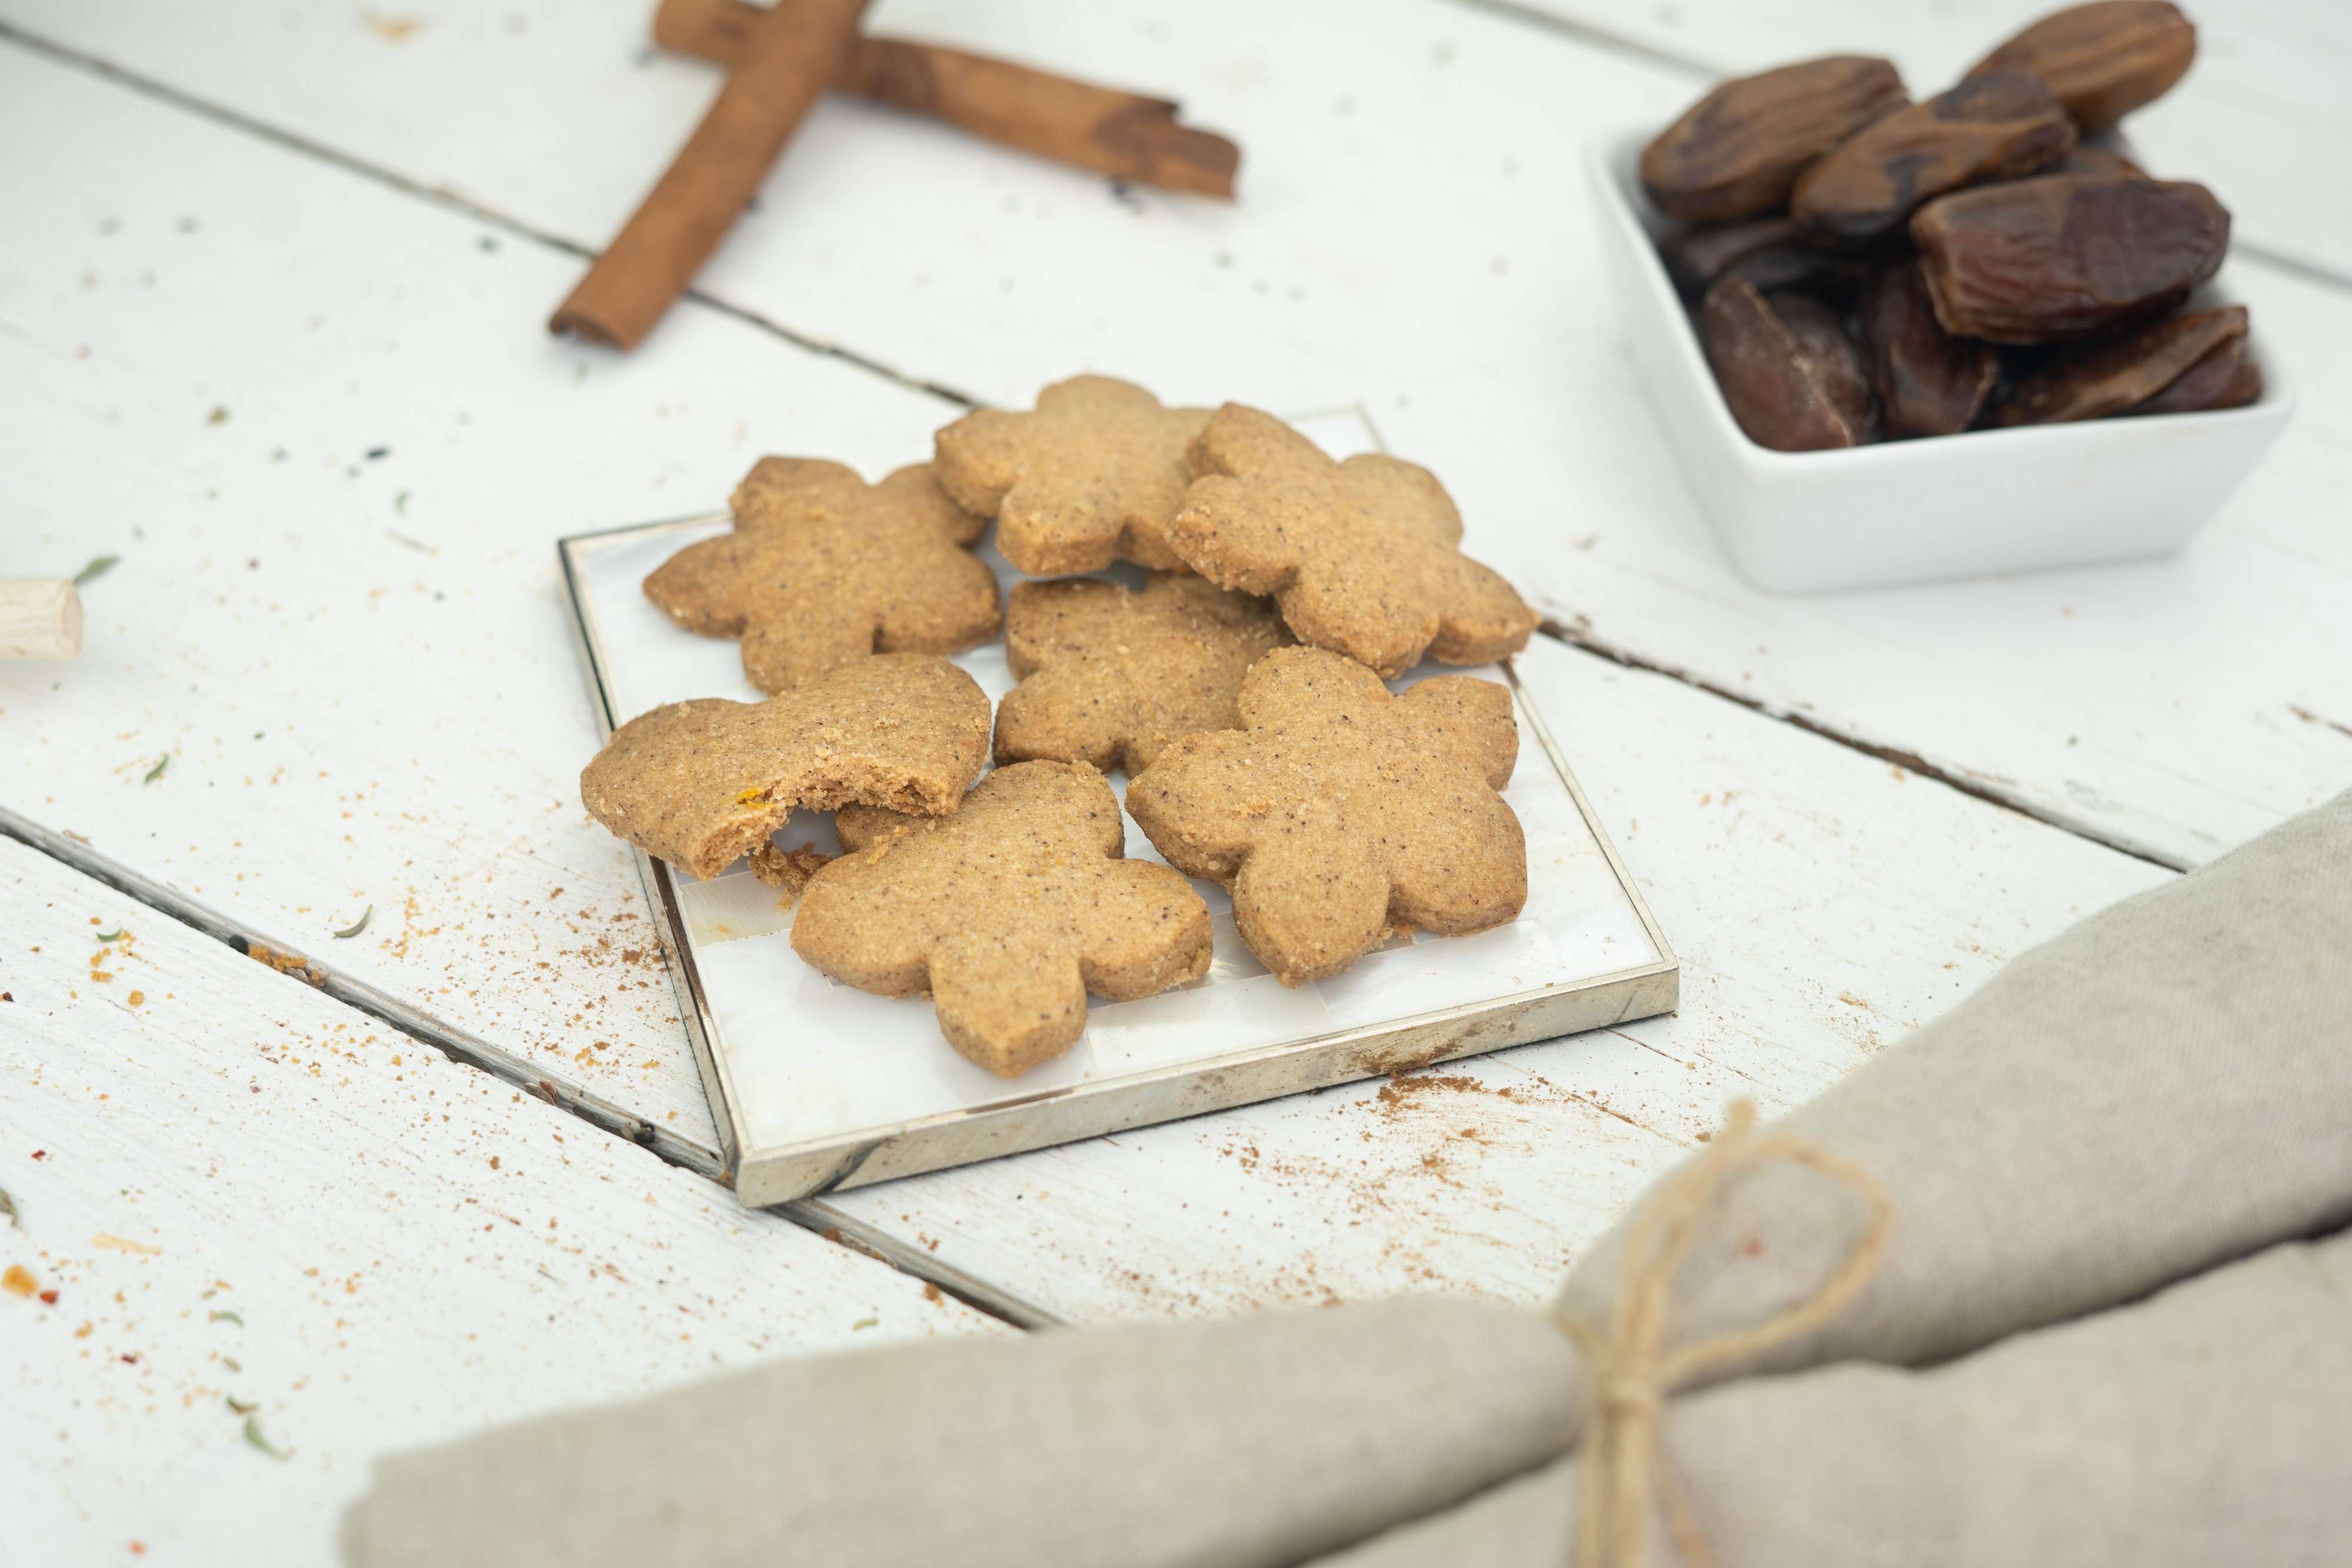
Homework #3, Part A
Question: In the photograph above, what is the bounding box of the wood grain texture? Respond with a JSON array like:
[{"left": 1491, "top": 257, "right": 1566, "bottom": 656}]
[
  {"left": 0, "top": 0, "right": 2310, "bottom": 1334},
  {"left": 0, "top": 577, "right": 83, "bottom": 659},
  {"left": 808, "top": 634, "right": 2172, "bottom": 1322},
  {"left": 0, "top": 835, "right": 999, "bottom": 1566},
  {"left": 0, "top": 43, "right": 964, "bottom": 1153},
  {"left": 4, "top": 0, "right": 2344, "bottom": 865}
]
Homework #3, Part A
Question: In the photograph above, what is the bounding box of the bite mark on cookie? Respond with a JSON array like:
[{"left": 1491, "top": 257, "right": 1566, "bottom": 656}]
[{"left": 580, "top": 654, "right": 990, "bottom": 881}]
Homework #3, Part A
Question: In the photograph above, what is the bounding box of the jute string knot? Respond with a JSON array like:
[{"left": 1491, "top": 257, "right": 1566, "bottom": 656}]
[{"left": 1554, "top": 1100, "right": 1892, "bottom": 1568}]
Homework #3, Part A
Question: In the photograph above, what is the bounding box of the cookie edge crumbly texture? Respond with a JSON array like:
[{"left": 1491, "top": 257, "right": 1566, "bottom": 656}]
[
  {"left": 577, "top": 654, "right": 990, "bottom": 882},
  {"left": 1170, "top": 404, "right": 1538, "bottom": 678},
  {"left": 1126, "top": 647, "right": 1526, "bottom": 986},
  {"left": 793, "top": 760, "right": 1214, "bottom": 1077},
  {"left": 643, "top": 460, "right": 1001, "bottom": 694},
  {"left": 994, "top": 573, "right": 1295, "bottom": 774},
  {"left": 933, "top": 376, "right": 1214, "bottom": 577}
]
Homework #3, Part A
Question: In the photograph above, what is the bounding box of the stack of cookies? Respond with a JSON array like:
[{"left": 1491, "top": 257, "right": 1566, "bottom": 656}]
[{"left": 582, "top": 376, "right": 1542, "bottom": 1079}]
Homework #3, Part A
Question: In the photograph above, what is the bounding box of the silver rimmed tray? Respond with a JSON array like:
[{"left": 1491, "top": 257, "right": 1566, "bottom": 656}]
[{"left": 560, "top": 511, "right": 1677, "bottom": 1205}]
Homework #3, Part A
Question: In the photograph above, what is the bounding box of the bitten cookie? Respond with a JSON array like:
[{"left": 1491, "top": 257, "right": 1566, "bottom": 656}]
[
  {"left": 932, "top": 376, "right": 1211, "bottom": 576},
  {"left": 994, "top": 573, "right": 1293, "bottom": 775},
  {"left": 580, "top": 654, "right": 990, "bottom": 881},
  {"left": 644, "top": 459, "right": 1000, "bottom": 694},
  {"left": 1125, "top": 646, "right": 1526, "bottom": 987},
  {"left": 1168, "top": 405, "right": 1539, "bottom": 678},
  {"left": 793, "top": 761, "right": 1214, "bottom": 1078}
]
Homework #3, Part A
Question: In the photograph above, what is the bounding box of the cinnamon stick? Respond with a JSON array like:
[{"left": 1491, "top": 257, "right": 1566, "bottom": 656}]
[
  {"left": 653, "top": 0, "right": 1240, "bottom": 199},
  {"left": 551, "top": 0, "right": 871, "bottom": 350}
]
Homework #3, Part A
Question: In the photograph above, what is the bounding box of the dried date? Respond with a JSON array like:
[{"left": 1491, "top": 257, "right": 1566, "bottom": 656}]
[
  {"left": 1700, "top": 276, "right": 1877, "bottom": 450},
  {"left": 1860, "top": 260, "right": 2001, "bottom": 436},
  {"left": 1793, "top": 72, "right": 2076, "bottom": 244},
  {"left": 2124, "top": 334, "right": 2261, "bottom": 415},
  {"left": 1996, "top": 305, "right": 2246, "bottom": 424},
  {"left": 1966, "top": 1, "right": 2196, "bottom": 132},
  {"left": 1911, "top": 175, "right": 2229, "bottom": 343},
  {"left": 1660, "top": 218, "right": 1869, "bottom": 303},
  {"left": 1642, "top": 56, "right": 1909, "bottom": 223},
  {"left": 2053, "top": 143, "right": 2146, "bottom": 179}
]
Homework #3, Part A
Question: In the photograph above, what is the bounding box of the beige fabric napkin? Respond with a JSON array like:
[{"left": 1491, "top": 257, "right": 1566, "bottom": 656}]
[
  {"left": 1321, "top": 1225, "right": 2352, "bottom": 1567},
  {"left": 342, "top": 790, "right": 2352, "bottom": 1567}
]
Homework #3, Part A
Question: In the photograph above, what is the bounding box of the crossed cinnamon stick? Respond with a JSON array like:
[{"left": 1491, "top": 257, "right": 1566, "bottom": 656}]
[{"left": 550, "top": 0, "right": 1241, "bottom": 350}]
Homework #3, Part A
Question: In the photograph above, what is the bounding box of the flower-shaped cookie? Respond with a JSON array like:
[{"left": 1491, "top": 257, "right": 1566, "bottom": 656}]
[
  {"left": 1168, "top": 405, "right": 1539, "bottom": 678},
  {"left": 994, "top": 573, "right": 1293, "bottom": 775},
  {"left": 644, "top": 459, "right": 1000, "bottom": 694},
  {"left": 579, "top": 654, "right": 990, "bottom": 881},
  {"left": 932, "top": 376, "right": 1212, "bottom": 576},
  {"left": 793, "top": 761, "right": 1212, "bottom": 1078},
  {"left": 1125, "top": 647, "right": 1525, "bottom": 986}
]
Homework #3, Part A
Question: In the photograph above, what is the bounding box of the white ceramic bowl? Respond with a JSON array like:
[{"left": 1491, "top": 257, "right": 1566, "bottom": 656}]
[{"left": 1584, "top": 128, "right": 2296, "bottom": 594}]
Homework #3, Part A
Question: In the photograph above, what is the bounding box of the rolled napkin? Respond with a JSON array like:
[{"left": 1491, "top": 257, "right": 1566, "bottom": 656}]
[
  {"left": 340, "top": 1297, "right": 1577, "bottom": 1568},
  {"left": 1552, "top": 784, "right": 2352, "bottom": 1398},
  {"left": 340, "top": 790, "right": 2352, "bottom": 1567},
  {"left": 1315, "top": 1225, "right": 2352, "bottom": 1567}
]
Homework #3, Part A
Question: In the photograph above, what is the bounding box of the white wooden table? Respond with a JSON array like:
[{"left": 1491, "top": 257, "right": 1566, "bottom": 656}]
[{"left": 2, "top": 1, "right": 2343, "bottom": 1559}]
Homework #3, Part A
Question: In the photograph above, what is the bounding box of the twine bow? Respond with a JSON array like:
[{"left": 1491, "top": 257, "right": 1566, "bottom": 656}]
[{"left": 1556, "top": 1101, "right": 1893, "bottom": 1568}]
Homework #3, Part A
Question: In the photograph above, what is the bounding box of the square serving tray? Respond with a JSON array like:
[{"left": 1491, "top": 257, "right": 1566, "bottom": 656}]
[{"left": 560, "top": 488, "right": 1677, "bottom": 1205}]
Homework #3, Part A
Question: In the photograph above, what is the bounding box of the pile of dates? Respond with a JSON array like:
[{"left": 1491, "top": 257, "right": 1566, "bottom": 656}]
[{"left": 1642, "top": 0, "right": 2260, "bottom": 450}]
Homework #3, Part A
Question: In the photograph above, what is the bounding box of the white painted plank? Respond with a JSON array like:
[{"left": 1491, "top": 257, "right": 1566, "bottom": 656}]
[
  {"left": 1498, "top": 0, "right": 2352, "bottom": 285},
  {"left": 6, "top": 0, "right": 2346, "bottom": 865},
  {"left": 0, "top": 42, "right": 971, "bottom": 1152},
  {"left": 0, "top": 834, "right": 999, "bottom": 1566},
  {"left": 0, "top": 1, "right": 2304, "bottom": 1333},
  {"left": 810, "top": 633, "right": 2173, "bottom": 1321}
]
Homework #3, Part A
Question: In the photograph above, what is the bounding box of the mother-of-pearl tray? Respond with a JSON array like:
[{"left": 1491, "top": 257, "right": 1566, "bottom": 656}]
[{"left": 560, "top": 434, "right": 1676, "bottom": 1206}]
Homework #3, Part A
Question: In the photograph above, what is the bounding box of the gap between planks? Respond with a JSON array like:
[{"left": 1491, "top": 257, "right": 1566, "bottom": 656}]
[
  {"left": 0, "top": 16, "right": 983, "bottom": 412},
  {"left": 0, "top": 4, "right": 2203, "bottom": 1312},
  {"left": 0, "top": 800, "right": 1058, "bottom": 1330},
  {"left": 0, "top": 10, "right": 2254, "bottom": 873}
]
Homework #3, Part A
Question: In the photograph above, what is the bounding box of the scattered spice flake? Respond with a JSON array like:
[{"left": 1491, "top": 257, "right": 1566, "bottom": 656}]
[
  {"left": 1, "top": 992, "right": 12, "bottom": 1002},
  {"left": 0, "top": 1188, "right": 16, "bottom": 1227},
  {"left": 93, "top": 1233, "right": 162, "bottom": 1256},
  {"left": 332, "top": 906, "right": 373, "bottom": 940},
  {"left": 2, "top": 1264, "right": 34, "bottom": 1296},
  {"left": 39, "top": 1289, "right": 58, "bottom": 1305},
  {"left": 242, "top": 1416, "right": 290, "bottom": 1459},
  {"left": 143, "top": 754, "right": 170, "bottom": 785},
  {"left": 851, "top": 1316, "right": 878, "bottom": 1330},
  {"left": 393, "top": 490, "right": 411, "bottom": 515},
  {"left": 209, "top": 1309, "right": 243, "bottom": 1326},
  {"left": 206, "top": 404, "right": 230, "bottom": 425},
  {"left": 920, "top": 1282, "right": 944, "bottom": 1306},
  {"left": 128, "top": 991, "right": 146, "bottom": 1007},
  {"left": 73, "top": 554, "right": 120, "bottom": 586},
  {"left": 96, "top": 927, "right": 124, "bottom": 942},
  {"left": 225, "top": 1395, "right": 258, "bottom": 1415}
]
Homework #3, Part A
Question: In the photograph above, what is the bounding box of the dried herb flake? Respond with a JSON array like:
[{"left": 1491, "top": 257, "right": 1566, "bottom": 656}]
[
  {"left": 209, "top": 1309, "right": 243, "bottom": 1326},
  {"left": 74, "top": 555, "right": 121, "bottom": 586},
  {"left": 143, "top": 755, "right": 170, "bottom": 785},
  {"left": 332, "top": 907, "right": 372, "bottom": 940},
  {"left": 242, "top": 1416, "right": 288, "bottom": 1458},
  {"left": 226, "top": 1395, "right": 258, "bottom": 1415}
]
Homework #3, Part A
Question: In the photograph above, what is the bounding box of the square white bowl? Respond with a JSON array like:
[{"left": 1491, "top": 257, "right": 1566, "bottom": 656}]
[{"left": 1584, "top": 128, "right": 2296, "bottom": 594}]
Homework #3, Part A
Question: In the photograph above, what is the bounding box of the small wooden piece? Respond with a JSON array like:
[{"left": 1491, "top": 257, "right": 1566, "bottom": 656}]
[
  {"left": 0, "top": 577, "right": 82, "bottom": 659},
  {"left": 550, "top": 0, "right": 871, "bottom": 350},
  {"left": 653, "top": 0, "right": 1240, "bottom": 199}
]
